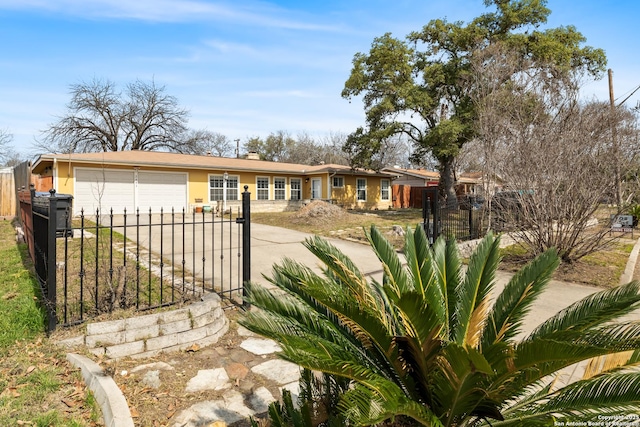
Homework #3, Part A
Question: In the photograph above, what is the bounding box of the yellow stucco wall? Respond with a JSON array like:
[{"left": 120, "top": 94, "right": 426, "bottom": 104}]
[
  {"left": 48, "top": 161, "right": 391, "bottom": 209},
  {"left": 51, "top": 161, "right": 326, "bottom": 204},
  {"left": 330, "top": 175, "right": 391, "bottom": 209}
]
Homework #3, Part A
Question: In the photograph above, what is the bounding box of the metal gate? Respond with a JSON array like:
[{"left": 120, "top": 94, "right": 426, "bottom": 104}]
[{"left": 19, "top": 185, "right": 252, "bottom": 332}]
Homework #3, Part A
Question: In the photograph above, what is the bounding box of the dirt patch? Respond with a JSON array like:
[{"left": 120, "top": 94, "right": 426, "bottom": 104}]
[{"left": 291, "top": 201, "right": 351, "bottom": 225}]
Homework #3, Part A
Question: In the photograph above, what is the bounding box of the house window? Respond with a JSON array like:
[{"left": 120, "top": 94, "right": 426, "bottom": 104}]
[
  {"left": 357, "top": 178, "right": 367, "bottom": 202},
  {"left": 381, "top": 179, "right": 390, "bottom": 201},
  {"left": 274, "top": 177, "right": 286, "bottom": 200},
  {"left": 257, "top": 177, "right": 270, "bottom": 200},
  {"left": 209, "top": 174, "right": 238, "bottom": 202},
  {"left": 290, "top": 178, "right": 301, "bottom": 200},
  {"left": 332, "top": 176, "right": 344, "bottom": 188}
]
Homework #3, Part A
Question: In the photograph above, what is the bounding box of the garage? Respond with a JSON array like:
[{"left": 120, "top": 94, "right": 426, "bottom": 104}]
[
  {"left": 137, "top": 171, "right": 188, "bottom": 213},
  {"left": 74, "top": 168, "right": 187, "bottom": 215}
]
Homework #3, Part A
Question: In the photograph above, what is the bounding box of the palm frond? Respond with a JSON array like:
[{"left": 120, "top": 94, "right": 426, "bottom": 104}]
[
  {"left": 242, "top": 225, "right": 640, "bottom": 427},
  {"left": 583, "top": 350, "right": 637, "bottom": 380},
  {"left": 533, "top": 372, "right": 640, "bottom": 418},
  {"left": 430, "top": 344, "right": 500, "bottom": 425},
  {"left": 453, "top": 233, "right": 501, "bottom": 347},
  {"left": 303, "top": 235, "right": 368, "bottom": 293},
  {"left": 395, "top": 290, "right": 445, "bottom": 345},
  {"left": 405, "top": 225, "right": 446, "bottom": 329},
  {"left": 494, "top": 334, "right": 640, "bottom": 399},
  {"left": 265, "top": 254, "right": 398, "bottom": 356},
  {"left": 527, "top": 281, "right": 640, "bottom": 340},
  {"left": 366, "top": 225, "right": 411, "bottom": 298},
  {"left": 482, "top": 248, "right": 559, "bottom": 348},
  {"left": 260, "top": 387, "right": 313, "bottom": 427},
  {"left": 339, "top": 383, "right": 444, "bottom": 427},
  {"left": 430, "top": 236, "right": 462, "bottom": 341}
]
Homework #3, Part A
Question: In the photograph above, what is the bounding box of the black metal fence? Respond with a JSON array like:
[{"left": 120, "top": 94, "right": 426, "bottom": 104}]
[
  {"left": 20, "top": 185, "right": 252, "bottom": 332},
  {"left": 422, "top": 188, "right": 487, "bottom": 244}
]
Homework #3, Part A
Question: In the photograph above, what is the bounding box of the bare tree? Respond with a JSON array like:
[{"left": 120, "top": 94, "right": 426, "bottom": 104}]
[
  {"left": 469, "top": 45, "right": 633, "bottom": 262},
  {"left": 617, "top": 110, "right": 640, "bottom": 203},
  {"left": 319, "top": 131, "right": 350, "bottom": 165},
  {"left": 186, "top": 130, "right": 234, "bottom": 157},
  {"left": 39, "top": 78, "right": 196, "bottom": 153},
  {"left": 288, "top": 132, "right": 350, "bottom": 166},
  {"left": 242, "top": 131, "right": 351, "bottom": 166},
  {"left": 124, "top": 79, "right": 190, "bottom": 152},
  {"left": 0, "top": 128, "right": 19, "bottom": 166},
  {"left": 343, "top": 131, "right": 414, "bottom": 171},
  {"left": 0, "top": 128, "right": 10, "bottom": 160}
]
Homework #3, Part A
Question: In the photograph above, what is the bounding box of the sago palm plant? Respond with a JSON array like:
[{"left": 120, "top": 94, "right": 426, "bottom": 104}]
[{"left": 240, "top": 226, "right": 640, "bottom": 426}]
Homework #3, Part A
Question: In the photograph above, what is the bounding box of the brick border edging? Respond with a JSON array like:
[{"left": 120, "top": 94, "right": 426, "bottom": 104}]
[
  {"left": 57, "top": 293, "right": 229, "bottom": 359},
  {"left": 67, "top": 353, "right": 135, "bottom": 427}
]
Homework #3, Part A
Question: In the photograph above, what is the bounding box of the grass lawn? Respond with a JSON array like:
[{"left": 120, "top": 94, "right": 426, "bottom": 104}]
[{"left": 0, "top": 219, "right": 101, "bottom": 426}]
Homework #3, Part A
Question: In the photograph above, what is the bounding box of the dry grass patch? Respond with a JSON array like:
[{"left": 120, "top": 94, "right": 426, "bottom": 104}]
[
  {"left": 500, "top": 238, "right": 635, "bottom": 288},
  {"left": 254, "top": 202, "right": 424, "bottom": 249}
]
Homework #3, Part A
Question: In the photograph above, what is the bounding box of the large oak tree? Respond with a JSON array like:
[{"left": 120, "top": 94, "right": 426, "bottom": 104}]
[{"left": 342, "top": 0, "right": 606, "bottom": 206}]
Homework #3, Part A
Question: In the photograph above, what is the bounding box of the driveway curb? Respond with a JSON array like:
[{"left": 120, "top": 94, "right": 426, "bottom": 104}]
[
  {"left": 620, "top": 237, "right": 640, "bottom": 285},
  {"left": 66, "top": 353, "right": 135, "bottom": 427}
]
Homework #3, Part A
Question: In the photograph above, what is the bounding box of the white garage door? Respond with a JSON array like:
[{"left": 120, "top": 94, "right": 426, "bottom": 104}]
[
  {"left": 75, "top": 169, "right": 135, "bottom": 215},
  {"left": 137, "top": 171, "right": 187, "bottom": 213},
  {"left": 74, "top": 168, "right": 188, "bottom": 215}
]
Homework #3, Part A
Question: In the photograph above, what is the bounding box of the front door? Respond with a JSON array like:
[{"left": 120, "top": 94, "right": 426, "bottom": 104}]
[{"left": 311, "top": 178, "right": 322, "bottom": 199}]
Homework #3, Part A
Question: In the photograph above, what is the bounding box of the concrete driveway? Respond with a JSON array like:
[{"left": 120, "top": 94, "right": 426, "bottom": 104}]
[{"left": 104, "top": 214, "right": 384, "bottom": 298}]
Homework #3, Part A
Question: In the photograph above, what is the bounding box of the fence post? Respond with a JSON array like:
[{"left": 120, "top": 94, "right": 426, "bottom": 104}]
[
  {"left": 46, "top": 189, "right": 58, "bottom": 332},
  {"left": 238, "top": 186, "right": 251, "bottom": 307},
  {"left": 469, "top": 206, "right": 474, "bottom": 240},
  {"left": 422, "top": 187, "right": 439, "bottom": 245}
]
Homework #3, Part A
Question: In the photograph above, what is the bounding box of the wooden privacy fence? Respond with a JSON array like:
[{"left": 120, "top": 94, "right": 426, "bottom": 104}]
[{"left": 0, "top": 168, "right": 15, "bottom": 216}]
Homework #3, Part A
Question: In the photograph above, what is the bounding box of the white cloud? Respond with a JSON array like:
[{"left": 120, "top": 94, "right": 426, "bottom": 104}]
[
  {"left": 240, "top": 89, "right": 316, "bottom": 98},
  {"left": 0, "top": 0, "right": 343, "bottom": 31},
  {"left": 204, "top": 39, "right": 259, "bottom": 56}
]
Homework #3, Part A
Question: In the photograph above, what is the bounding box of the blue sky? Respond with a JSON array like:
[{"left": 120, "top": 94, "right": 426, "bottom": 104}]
[{"left": 1, "top": 0, "right": 639, "bottom": 159}]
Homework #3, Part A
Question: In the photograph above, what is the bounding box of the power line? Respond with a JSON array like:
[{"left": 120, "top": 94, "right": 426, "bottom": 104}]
[{"left": 615, "top": 83, "right": 640, "bottom": 106}]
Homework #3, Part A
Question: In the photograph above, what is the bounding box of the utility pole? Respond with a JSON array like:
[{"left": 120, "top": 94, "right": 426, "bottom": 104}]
[
  {"left": 235, "top": 139, "right": 240, "bottom": 159},
  {"left": 609, "top": 69, "right": 622, "bottom": 209}
]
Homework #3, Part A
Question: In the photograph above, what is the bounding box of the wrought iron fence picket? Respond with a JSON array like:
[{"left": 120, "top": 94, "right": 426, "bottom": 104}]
[{"left": 18, "top": 187, "right": 251, "bottom": 332}]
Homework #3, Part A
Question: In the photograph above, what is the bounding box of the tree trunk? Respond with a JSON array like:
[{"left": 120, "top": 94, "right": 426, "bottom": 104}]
[{"left": 441, "top": 158, "right": 458, "bottom": 209}]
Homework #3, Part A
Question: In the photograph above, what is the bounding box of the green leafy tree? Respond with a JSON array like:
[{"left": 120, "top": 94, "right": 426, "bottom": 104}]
[
  {"left": 241, "top": 227, "right": 640, "bottom": 426},
  {"left": 342, "top": 0, "right": 606, "bottom": 206}
]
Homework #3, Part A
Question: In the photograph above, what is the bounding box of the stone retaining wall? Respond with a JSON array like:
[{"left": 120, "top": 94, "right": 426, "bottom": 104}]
[{"left": 57, "top": 293, "right": 229, "bottom": 359}]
